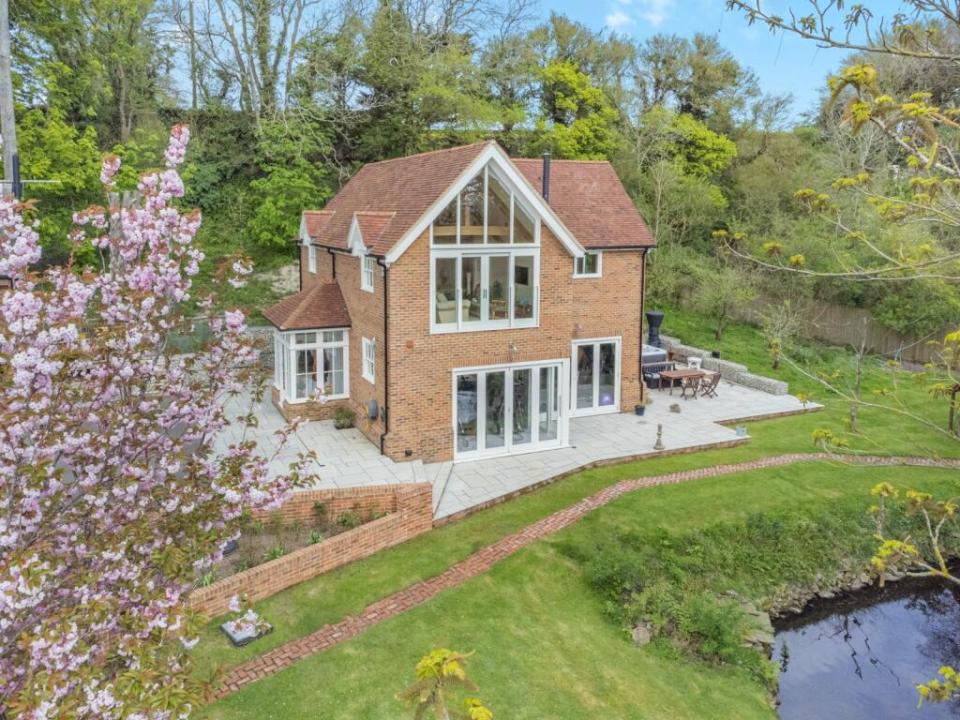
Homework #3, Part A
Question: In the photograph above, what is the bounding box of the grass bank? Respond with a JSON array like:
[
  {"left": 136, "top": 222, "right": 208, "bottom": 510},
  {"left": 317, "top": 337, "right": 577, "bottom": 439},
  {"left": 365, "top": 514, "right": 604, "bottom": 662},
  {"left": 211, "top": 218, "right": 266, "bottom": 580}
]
[{"left": 199, "top": 462, "right": 960, "bottom": 719}]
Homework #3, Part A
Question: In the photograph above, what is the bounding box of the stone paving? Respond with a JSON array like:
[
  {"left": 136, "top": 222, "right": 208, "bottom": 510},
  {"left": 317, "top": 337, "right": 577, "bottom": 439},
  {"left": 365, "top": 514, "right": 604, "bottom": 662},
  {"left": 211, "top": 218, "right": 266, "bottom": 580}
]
[
  {"left": 218, "top": 380, "right": 823, "bottom": 520},
  {"left": 215, "top": 452, "right": 960, "bottom": 699}
]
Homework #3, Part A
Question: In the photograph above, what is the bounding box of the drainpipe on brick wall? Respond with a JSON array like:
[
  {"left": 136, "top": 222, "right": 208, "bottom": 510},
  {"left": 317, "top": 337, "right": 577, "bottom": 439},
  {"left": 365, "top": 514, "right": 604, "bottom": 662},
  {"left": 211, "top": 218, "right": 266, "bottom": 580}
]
[
  {"left": 297, "top": 238, "right": 303, "bottom": 292},
  {"left": 328, "top": 248, "right": 337, "bottom": 279},
  {"left": 376, "top": 256, "right": 390, "bottom": 455},
  {"left": 639, "top": 248, "right": 648, "bottom": 398}
]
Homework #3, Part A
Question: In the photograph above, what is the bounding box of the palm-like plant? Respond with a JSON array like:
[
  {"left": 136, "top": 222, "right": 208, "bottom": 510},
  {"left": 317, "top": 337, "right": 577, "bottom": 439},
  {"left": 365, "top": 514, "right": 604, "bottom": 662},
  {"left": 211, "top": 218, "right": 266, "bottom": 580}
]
[{"left": 398, "top": 649, "right": 493, "bottom": 720}]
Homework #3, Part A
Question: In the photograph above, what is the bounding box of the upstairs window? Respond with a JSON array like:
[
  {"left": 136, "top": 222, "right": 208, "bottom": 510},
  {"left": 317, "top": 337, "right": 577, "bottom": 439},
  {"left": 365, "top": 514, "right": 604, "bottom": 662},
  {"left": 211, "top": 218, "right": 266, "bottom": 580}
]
[
  {"left": 574, "top": 251, "right": 602, "bottom": 277},
  {"left": 361, "top": 255, "right": 375, "bottom": 292},
  {"left": 430, "top": 163, "right": 541, "bottom": 333},
  {"left": 307, "top": 244, "right": 317, "bottom": 274},
  {"left": 431, "top": 165, "right": 538, "bottom": 246}
]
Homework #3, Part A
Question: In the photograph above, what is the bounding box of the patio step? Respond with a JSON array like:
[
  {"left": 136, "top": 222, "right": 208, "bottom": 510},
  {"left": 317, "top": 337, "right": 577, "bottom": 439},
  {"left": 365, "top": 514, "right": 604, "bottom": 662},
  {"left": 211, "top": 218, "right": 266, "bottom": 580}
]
[
  {"left": 411, "top": 459, "right": 427, "bottom": 483},
  {"left": 431, "top": 461, "right": 454, "bottom": 515}
]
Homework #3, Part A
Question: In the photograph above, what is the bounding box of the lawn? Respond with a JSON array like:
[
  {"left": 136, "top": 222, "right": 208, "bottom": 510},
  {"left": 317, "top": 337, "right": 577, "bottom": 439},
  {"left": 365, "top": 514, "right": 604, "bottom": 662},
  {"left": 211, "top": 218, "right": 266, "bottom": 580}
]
[
  {"left": 193, "top": 308, "right": 960, "bottom": 717},
  {"left": 199, "top": 462, "right": 960, "bottom": 719}
]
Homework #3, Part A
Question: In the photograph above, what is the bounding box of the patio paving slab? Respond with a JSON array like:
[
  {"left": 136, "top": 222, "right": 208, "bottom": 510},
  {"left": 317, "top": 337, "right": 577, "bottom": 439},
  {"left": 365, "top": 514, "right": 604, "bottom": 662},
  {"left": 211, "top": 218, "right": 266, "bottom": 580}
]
[{"left": 218, "top": 380, "right": 821, "bottom": 520}]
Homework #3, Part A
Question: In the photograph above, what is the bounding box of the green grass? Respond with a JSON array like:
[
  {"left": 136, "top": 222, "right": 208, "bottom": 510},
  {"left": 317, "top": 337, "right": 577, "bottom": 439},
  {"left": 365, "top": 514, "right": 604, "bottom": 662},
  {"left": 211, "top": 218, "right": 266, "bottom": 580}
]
[
  {"left": 193, "top": 307, "right": 960, "bottom": 717},
  {"left": 200, "top": 463, "right": 960, "bottom": 719}
]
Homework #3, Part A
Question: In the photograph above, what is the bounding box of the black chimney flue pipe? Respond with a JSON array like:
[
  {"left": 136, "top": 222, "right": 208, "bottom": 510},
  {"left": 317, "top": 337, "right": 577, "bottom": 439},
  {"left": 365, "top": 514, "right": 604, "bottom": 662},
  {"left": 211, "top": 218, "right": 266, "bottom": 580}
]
[{"left": 542, "top": 151, "right": 551, "bottom": 202}]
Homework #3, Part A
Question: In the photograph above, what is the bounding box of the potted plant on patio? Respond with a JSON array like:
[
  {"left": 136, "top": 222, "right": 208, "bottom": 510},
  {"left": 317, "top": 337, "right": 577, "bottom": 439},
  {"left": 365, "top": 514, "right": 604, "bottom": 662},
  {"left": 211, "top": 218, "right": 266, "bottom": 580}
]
[{"left": 635, "top": 396, "right": 649, "bottom": 416}]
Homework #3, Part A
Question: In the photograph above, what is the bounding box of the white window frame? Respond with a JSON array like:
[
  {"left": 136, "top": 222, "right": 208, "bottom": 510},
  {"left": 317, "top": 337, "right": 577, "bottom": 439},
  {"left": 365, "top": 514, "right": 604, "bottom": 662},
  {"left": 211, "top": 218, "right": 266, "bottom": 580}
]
[
  {"left": 429, "top": 163, "right": 541, "bottom": 335},
  {"left": 273, "top": 328, "right": 349, "bottom": 404},
  {"left": 307, "top": 244, "right": 317, "bottom": 274},
  {"left": 362, "top": 336, "right": 376, "bottom": 384},
  {"left": 361, "top": 255, "right": 375, "bottom": 293},
  {"left": 451, "top": 358, "right": 570, "bottom": 462},
  {"left": 573, "top": 251, "right": 602, "bottom": 278},
  {"left": 570, "top": 337, "right": 621, "bottom": 417}
]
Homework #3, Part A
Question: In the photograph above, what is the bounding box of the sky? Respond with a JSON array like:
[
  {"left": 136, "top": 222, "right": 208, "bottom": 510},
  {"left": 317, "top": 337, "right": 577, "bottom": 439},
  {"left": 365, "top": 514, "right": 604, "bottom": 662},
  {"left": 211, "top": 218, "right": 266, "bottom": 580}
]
[{"left": 548, "top": 0, "right": 911, "bottom": 121}]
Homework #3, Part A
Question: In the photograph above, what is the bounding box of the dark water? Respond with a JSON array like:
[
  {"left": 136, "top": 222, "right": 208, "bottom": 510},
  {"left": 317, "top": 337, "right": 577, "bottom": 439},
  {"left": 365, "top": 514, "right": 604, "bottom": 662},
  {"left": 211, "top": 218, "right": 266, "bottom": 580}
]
[{"left": 776, "top": 579, "right": 960, "bottom": 719}]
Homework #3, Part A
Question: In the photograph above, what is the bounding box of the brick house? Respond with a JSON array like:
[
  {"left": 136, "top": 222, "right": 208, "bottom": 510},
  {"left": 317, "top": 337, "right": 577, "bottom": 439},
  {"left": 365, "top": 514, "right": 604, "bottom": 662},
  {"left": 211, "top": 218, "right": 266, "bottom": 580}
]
[{"left": 263, "top": 140, "right": 655, "bottom": 464}]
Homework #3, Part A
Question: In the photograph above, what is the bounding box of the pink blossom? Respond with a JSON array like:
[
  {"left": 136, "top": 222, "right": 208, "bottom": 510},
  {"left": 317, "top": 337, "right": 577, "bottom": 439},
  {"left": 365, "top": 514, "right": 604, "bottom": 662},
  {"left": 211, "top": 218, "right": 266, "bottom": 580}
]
[{"left": 0, "top": 125, "right": 308, "bottom": 718}]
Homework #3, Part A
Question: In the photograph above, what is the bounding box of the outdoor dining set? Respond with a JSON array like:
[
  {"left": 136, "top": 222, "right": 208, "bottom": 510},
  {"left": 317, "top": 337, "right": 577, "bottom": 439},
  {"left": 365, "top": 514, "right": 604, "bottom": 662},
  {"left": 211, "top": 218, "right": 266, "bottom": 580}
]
[{"left": 641, "top": 356, "right": 721, "bottom": 400}]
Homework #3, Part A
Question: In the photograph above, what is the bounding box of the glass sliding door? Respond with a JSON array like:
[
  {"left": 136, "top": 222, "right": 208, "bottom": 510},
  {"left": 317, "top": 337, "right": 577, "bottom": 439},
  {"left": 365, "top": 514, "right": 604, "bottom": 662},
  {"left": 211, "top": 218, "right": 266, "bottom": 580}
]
[
  {"left": 538, "top": 366, "right": 559, "bottom": 442},
  {"left": 454, "top": 361, "right": 566, "bottom": 459},
  {"left": 571, "top": 339, "right": 621, "bottom": 416},
  {"left": 598, "top": 343, "right": 617, "bottom": 407},
  {"left": 485, "top": 371, "right": 506, "bottom": 449},
  {"left": 576, "top": 344, "right": 594, "bottom": 410},
  {"left": 456, "top": 374, "right": 479, "bottom": 453},
  {"left": 512, "top": 368, "right": 532, "bottom": 446}
]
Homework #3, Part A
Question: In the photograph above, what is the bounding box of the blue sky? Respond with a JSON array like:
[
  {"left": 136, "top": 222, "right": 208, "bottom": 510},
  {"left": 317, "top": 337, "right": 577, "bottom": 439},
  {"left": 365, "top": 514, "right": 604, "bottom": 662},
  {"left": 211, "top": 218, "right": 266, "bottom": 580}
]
[{"left": 548, "top": 0, "right": 910, "bottom": 121}]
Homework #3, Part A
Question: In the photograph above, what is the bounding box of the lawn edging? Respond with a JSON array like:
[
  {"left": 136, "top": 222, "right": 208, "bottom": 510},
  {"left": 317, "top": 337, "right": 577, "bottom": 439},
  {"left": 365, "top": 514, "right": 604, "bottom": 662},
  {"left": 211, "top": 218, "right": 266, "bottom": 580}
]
[{"left": 190, "top": 483, "right": 433, "bottom": 617}]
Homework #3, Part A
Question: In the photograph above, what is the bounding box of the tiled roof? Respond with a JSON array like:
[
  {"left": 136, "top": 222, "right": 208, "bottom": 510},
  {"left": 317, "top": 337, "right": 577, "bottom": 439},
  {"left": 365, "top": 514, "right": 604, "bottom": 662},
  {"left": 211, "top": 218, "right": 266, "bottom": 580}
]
[
  {"left": 354, "top": 211, "right": 396, "bottom": 251},
  {"left": 306, "top": 142, "right": 490, "bottom": 255},
  {"left": 301, "top": 141, "right": 654, "bottom": 255},
  {"left": 262, "top": 282, "right": 351, "bottom": 331},
  {"left": 512, "top": 159, "right": 655, "bottom": 249}
]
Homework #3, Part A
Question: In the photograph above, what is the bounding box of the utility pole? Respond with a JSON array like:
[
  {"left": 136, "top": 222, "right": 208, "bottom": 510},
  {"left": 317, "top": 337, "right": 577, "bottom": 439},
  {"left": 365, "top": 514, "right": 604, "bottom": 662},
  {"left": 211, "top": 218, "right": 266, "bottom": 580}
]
[
  {"left": 189, "top": 0, "right": 198, "bottom": 110},
  {"left": 0, "top": 0, "right": 18, "bottom": 198}
]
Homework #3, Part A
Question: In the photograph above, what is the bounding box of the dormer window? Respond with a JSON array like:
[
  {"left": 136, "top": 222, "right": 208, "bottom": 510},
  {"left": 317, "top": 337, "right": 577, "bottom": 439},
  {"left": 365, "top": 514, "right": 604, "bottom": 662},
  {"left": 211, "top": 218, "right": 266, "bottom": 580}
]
[{"left": 430, "top": 164, "right": 540, "bottom": 333}]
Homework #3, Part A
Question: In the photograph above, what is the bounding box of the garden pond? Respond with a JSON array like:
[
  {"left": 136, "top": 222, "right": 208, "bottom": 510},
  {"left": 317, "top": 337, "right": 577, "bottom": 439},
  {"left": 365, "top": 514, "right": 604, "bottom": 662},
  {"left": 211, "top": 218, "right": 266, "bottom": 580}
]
[{"left": 776, "top": 577, "right": 960, "bottom": 719}]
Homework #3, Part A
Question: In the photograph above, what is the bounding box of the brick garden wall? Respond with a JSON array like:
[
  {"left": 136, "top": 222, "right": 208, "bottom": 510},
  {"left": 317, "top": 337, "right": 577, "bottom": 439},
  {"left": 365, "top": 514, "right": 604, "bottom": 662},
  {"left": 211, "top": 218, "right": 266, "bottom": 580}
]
[{"left": 189, "top": 483, "right": 432, "bottom": 617}]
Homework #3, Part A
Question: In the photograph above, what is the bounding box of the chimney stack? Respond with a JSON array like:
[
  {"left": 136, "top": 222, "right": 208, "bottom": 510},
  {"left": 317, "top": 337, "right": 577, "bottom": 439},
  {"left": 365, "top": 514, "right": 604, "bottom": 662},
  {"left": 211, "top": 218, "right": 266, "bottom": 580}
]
[{"left": 542, "top": 151, "right": 551, "bottom": 203}]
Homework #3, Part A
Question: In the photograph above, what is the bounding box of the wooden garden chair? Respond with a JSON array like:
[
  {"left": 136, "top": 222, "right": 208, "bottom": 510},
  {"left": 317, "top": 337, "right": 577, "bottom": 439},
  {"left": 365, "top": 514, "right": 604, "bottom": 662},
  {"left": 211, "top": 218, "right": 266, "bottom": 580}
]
[{"left": 699, "top": 371, "right": 721, "bottom": 399}]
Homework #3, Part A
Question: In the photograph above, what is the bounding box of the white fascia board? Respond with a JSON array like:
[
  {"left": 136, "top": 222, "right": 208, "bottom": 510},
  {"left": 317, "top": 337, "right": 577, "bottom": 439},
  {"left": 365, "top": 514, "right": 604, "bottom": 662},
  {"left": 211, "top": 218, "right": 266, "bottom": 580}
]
[
  {"left": 384, "top": 143, "right": 585, "bottom": 265},
  {"left": 299, "top": 214, "right": 312, "bottom": 245},
  {"left": 347, "top": 214, "right": 368, "bottom": 256}
]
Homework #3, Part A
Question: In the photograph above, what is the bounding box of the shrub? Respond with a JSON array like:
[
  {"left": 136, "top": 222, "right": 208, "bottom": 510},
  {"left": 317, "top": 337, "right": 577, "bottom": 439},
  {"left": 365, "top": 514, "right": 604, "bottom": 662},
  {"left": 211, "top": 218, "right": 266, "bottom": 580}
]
[
  {"left": 333, "top": 407, "right": 356, "bottom": 429},
  {"left": 309, "top": 530, "right": 324, "bottom": 544},
  {"left": 262, "top": 545, "right": 286, "bottom": 562},
  {"left": 337, "top": 511, "right": 362, "bottom": 530}
]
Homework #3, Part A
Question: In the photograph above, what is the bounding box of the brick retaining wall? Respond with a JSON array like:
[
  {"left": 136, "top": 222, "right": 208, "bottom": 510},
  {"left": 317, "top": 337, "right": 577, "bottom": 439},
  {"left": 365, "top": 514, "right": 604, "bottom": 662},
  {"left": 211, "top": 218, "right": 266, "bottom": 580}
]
[{"left": 190, "top": 483, "right": 433, "bottom": 617}]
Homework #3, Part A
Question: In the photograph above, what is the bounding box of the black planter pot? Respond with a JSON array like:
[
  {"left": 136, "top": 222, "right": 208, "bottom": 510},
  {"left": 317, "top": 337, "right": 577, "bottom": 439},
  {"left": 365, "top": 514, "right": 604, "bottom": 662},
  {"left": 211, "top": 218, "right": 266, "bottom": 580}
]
[
  {"left": 645, "top": 310, "right": 665, "bottom": 348},
  {"left": 635, "top": 404, "right": 646, "bottom": 416}
]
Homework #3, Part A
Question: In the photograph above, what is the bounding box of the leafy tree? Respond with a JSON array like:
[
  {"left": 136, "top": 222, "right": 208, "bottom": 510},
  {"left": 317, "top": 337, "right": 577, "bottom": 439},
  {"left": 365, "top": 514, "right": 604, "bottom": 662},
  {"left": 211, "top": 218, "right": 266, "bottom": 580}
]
[
  {"left": 0, "top": 127, "right": 305, "bottom": 717},
  {"left": 536, "top": 60, "right": 620, "bottom": 160},
  {"left": 398, "top": 649, "right": 493, "bottom": 720},
  {"left": 243, "top": 118, "right": 333, "bottom": 251},
  {"left": 691, "top": 264, "right": 758, "bottom": 340}
]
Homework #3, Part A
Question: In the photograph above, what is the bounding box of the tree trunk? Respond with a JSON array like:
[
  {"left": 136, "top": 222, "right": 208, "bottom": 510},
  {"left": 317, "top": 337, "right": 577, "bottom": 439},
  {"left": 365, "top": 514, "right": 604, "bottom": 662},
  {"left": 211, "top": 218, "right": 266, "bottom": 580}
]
[{"left": 0, "top": 0, "right": 17, "bottom": 193}]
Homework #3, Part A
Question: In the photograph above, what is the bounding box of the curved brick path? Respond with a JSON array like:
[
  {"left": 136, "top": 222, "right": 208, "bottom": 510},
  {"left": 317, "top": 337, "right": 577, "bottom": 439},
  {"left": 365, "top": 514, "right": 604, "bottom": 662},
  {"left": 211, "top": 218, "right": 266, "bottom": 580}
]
[{"left": 216, "top": 453, "right": 960, "bottom": 698}]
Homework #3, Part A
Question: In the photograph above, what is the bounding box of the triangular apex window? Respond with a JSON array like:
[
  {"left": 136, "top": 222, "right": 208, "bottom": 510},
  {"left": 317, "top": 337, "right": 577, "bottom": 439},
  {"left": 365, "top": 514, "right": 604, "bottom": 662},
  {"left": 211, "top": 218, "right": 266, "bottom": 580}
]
[{"left": 432, "top": 164, "right": 537, "bottom": 245}]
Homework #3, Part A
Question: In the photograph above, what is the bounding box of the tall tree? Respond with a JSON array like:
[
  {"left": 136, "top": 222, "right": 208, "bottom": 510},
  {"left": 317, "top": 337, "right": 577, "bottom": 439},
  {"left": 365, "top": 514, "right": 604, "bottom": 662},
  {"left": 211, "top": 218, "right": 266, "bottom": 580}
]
[{"left": 0, "top": 0, "right": 16, "bottom": 193}]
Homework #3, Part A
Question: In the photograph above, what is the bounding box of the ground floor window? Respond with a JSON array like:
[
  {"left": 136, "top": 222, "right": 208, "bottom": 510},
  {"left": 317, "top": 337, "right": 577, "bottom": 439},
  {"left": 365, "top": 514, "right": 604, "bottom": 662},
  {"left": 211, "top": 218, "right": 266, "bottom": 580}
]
[
  {"left": 454, "top": 359, "right": 567, "bottom": 459},
  {"left": 274, "top": 328, "right": 349, "bottom": 403}
]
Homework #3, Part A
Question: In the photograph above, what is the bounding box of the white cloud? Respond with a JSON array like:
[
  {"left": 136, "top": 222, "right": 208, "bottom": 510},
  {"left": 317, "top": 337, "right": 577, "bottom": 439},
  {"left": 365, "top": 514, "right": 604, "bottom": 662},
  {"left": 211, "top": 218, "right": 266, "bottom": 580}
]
[
  {"left": 638, "top": 0, "right": 673, "bottom": 26},
  {"left": 605, "top": 10, "right": 632, "bottom": 29}
]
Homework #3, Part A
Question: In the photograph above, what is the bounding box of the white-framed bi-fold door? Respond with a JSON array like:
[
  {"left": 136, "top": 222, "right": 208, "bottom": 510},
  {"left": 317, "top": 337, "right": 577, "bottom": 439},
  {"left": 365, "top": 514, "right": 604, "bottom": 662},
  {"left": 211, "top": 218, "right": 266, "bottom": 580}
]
[
  {"left": 570, "top": 337, "right": 621, "bottom": 416},
  {"left": 453, "top": 359, "right": 569, "bottom": 461}
]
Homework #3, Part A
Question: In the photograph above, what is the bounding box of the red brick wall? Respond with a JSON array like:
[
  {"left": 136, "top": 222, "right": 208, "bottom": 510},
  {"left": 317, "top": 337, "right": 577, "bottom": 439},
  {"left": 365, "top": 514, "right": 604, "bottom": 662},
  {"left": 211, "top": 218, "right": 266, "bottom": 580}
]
[
  {"left": 383, "top": 227, "right": 644, "bottom": 462},
  {"left": 252, "top": 484, "right": 401, "bottom": 524},
  {"left": 189, "top": 483, "right": 433, "bottom": 617}
]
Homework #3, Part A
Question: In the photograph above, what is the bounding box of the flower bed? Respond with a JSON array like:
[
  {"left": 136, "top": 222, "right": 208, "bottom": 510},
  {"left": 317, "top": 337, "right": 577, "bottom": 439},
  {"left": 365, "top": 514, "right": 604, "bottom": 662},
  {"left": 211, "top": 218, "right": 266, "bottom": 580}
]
[{"left": 189, "top": 483, "right": 433, "bottom": 617}]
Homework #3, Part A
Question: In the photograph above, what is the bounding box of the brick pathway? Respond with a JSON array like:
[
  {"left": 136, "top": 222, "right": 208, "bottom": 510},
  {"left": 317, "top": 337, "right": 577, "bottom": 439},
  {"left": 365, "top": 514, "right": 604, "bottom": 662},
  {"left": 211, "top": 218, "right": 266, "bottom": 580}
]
[{"left": 216, "top": 452, "right": 959, "bottom": 698}]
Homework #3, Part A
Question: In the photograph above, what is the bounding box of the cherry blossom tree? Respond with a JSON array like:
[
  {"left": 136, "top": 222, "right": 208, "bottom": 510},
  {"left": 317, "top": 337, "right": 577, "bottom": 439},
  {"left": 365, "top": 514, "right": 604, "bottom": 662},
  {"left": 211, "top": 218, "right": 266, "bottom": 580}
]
[{"left": 0, "top": 125, "right": 307, "bottom": 718}]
